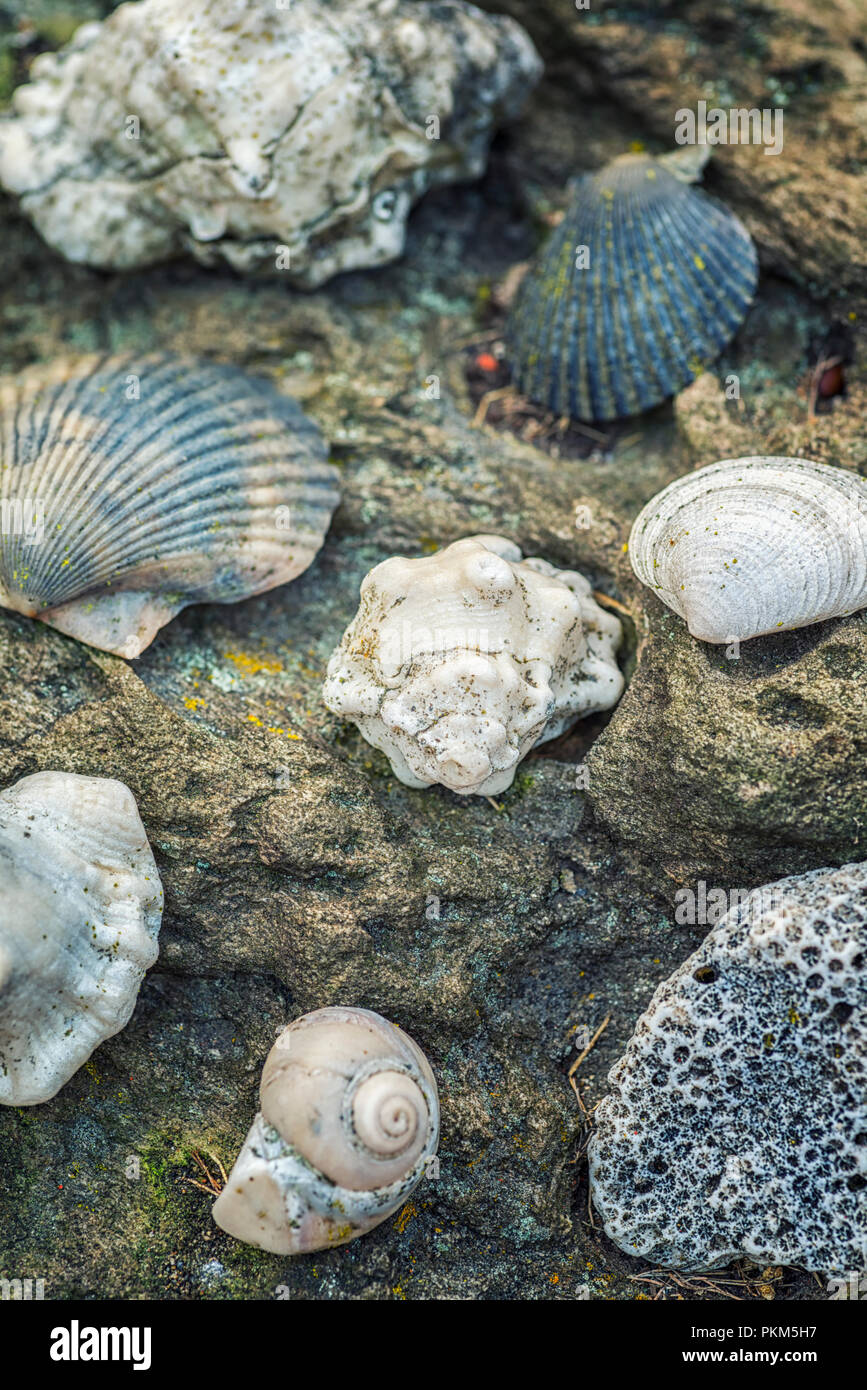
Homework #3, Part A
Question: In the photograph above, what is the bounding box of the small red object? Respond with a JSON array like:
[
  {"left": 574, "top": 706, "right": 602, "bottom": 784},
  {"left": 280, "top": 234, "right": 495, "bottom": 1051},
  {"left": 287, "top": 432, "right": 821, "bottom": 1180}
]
[
  {"left": 476, "top": 353, "right": 498, "bottom": 373},
  {"left": 818, "top": 363, "right": 845, "bottom": 398}
]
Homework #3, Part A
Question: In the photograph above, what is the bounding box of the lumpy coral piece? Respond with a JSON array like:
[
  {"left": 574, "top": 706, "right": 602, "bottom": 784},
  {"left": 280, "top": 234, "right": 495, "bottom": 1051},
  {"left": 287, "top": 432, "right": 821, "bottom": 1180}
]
[{"left": 589, "top": 862, "right": 867, "bottom": 1273}]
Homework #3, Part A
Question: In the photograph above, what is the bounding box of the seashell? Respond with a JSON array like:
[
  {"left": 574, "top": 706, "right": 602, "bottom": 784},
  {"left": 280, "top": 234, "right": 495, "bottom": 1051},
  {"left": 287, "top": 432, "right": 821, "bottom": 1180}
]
[
  {"left": 0, "top": 771, "right": 163, "bottom": 1106},
  {"left": 507, "top": 149, "right": 758, "bottom": 422},
  {"left": 629, "top": 455, "right": 867, "bottom": 643},
  {"left": 589, "top": 860, "right": 867, "bottom": 1273},
  {"left": 0, "top": 0, "right": 541, "bottom": 286},
  {"left": 322, "top": 534, "right": 624, "bottom": 796},
  {"left": 0, "top": 353, "right": 340, "bottom": 657},
  {"left": 212, "top": 1006, "right": 439, "bottom": 1255}
]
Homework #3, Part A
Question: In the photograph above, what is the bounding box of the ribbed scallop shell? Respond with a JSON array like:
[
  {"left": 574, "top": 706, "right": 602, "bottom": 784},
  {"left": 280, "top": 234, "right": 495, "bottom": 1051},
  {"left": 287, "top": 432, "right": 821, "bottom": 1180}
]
[
  {"left": 508, "top": 151, "right": 758, "bottom": 422},
  {"left": 0, "top": 771, "right": 163, "bottom": 1106},
  {"left": 629, "top": 456, "right": 867, "bottom": 643},
  {"left": 0, "top": 353, "right": 340, "bottom": 656},
  {"left": 212, "top": 1006, "right": 439, "bottom": 1255}
]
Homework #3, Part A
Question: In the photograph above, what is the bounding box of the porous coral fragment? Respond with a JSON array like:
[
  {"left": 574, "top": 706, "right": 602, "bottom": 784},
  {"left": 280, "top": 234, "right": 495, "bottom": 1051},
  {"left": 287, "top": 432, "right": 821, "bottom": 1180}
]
[{"left": 589, "top": 862, "right": 867, "bottom": 1273}]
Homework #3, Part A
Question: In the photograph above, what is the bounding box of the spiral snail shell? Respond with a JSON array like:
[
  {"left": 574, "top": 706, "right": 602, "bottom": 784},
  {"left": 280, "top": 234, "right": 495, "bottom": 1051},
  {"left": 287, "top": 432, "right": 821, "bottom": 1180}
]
[{"left": 212, "top": 1007, "right": 439, "bottom": 1254}]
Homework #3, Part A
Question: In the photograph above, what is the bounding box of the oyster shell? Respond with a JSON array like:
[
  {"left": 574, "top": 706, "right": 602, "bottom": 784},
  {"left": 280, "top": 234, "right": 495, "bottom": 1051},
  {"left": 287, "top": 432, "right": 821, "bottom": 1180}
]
[
  {"left": 212, "top": 1006, "right": 439, "bottom": 1254},
  {"left": 629, "top": 456, "right": 867, "bottom": 643},
  {"left": 322, "top": 534, "right": 624, "bottom": 795},
  {"left": 507, "top": 149, "right": 758, "bottom": 422},
  {"left": 0, "top": 0, "right": 541, "bottom": 285},
  {"left": 0, "top": 353, "right": 340, "bottom": 657},
  {"left": 0, "top": 771, "right": 163, "bottom": 1106}
]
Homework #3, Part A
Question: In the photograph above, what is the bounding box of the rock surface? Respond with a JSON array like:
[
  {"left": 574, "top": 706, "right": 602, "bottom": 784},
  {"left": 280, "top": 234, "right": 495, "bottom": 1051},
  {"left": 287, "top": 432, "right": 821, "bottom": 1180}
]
[{"left": 0, "top": 0, "right": 865, "bottom": 1301}]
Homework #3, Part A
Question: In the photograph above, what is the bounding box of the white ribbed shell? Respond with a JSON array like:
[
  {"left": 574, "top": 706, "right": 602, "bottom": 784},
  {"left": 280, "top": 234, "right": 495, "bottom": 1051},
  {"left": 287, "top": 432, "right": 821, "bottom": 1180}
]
[
  {"left": 0, "top": 771, "right": 163, "bottom": 1106},
  {"left": 629, "top": 456, "right": 867, "bottom": 643}
]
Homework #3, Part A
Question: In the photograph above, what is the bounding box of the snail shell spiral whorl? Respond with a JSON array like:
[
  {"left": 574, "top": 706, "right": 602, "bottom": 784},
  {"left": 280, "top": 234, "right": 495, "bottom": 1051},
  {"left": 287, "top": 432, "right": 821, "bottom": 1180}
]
[{"left": 213, "top": 1007, "right": 440, "bottom": 1253}]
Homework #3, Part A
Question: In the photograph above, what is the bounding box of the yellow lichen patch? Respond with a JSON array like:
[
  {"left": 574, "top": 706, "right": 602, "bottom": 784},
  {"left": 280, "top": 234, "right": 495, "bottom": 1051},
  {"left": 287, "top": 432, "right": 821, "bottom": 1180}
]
[
  {"left": 395, "top": 1201, "right": 416, "bottom": 1234},
  {"left": 245, "top": 712, "right": 301, "bottom": 739},
  {"left": 327, "top": 1223, "right": 354, "bottom": 1246},
  {"left": 224, "top": 650, "right": 284, "bottom": 675}
]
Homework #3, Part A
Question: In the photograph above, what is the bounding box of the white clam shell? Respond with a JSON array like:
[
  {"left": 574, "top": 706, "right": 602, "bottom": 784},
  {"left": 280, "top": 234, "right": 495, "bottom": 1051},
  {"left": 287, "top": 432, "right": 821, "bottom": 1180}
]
[
  {"left": 0, "top": 0, "right": 541, "bottom": 285},
  {"left": 0, "top": 771, "right": 163, "bottom": 1106},
  {"left": 322, "top": 535, "right": 624, "bottom": 796},
  {"left": 629, "top": 456, "right": 867, "bottom": 643},
  {"left": 212, "top": 1007, "right": 439, "bottom": 1255},
  {"left": 0, "top": 353, "right": 340, "bottom": 657}
]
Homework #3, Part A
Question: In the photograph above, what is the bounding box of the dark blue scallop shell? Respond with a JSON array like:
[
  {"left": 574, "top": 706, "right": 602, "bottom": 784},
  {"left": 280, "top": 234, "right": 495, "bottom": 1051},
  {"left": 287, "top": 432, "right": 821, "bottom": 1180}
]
[{"left": 507, "top": 153, "right": 758, "bottom": 423}]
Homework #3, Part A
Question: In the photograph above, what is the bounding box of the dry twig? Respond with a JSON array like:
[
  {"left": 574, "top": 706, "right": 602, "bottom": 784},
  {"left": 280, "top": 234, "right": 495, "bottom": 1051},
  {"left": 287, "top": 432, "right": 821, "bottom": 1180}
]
[{"left": 178, "top": 1150, "right": 228, "bottom": 1198}]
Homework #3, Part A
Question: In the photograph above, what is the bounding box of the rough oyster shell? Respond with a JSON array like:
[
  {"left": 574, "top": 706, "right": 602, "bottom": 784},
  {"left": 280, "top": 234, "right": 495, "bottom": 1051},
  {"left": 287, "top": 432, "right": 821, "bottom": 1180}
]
[
  {"left": 507, "top": 150, "right": 758, "bottom": 422},
  {"left": 0, "top": 771, "right": 163, "bottom": 1106},
  {"left": 0, "top": 0, "right": 541, "bottom": 285},
  {"left": 0, "top": 353, "right": 340, "bottom": 657},
  {"left": 322, "top": 534, "right": 624, "bottom": 795},
  {"left": 629, "top": 455, "right": 867, "bottom": 643},
  {"left": 212, "top": 1006, "right": 439, "bottom": 1254}
]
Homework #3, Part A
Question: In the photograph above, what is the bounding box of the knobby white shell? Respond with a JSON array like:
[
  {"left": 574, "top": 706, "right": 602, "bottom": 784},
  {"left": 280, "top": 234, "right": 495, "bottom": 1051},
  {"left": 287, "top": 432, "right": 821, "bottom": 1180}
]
[
  {"left": 0, "top": 771, "right": 163, "bottom": 1106},
  {"left": 629, "top": 456, "right": 867, "bottom": 643},
  {"left": 0, "top": 0, "right": 541, "bottom": 285},
  {"left": 0, "top": 353, "right": 340, "bottom": 657},
  {"left": 322, "top": 535, "right": 624, "bottom": 795},
  {"left": 212, "top": 1007, "right": 439, "bottom": 1255}
]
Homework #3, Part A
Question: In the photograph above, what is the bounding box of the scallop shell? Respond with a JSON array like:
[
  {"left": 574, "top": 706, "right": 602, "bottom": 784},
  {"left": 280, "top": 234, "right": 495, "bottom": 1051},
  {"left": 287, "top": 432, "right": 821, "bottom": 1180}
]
[
  {"left": 212, "top": 1006, "right": 439, "bottom": 1255},
  {"left": 0, "top": 0, "right": 541, "bottom": 285},
  {"left": 322, "top": 534, "right": 624, "bottom": 796},
  {"left": 629, "top": 456, "right": 867, "bottom": 643},
  {"left": 507, "top": 150, "right": 758, "bottom": 422},
  {"left": 0, "top": 771, "right": 163, "bottom": 1106},
  {"left": 0, "top": 353, "right": 340, "bottom": 657}
]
